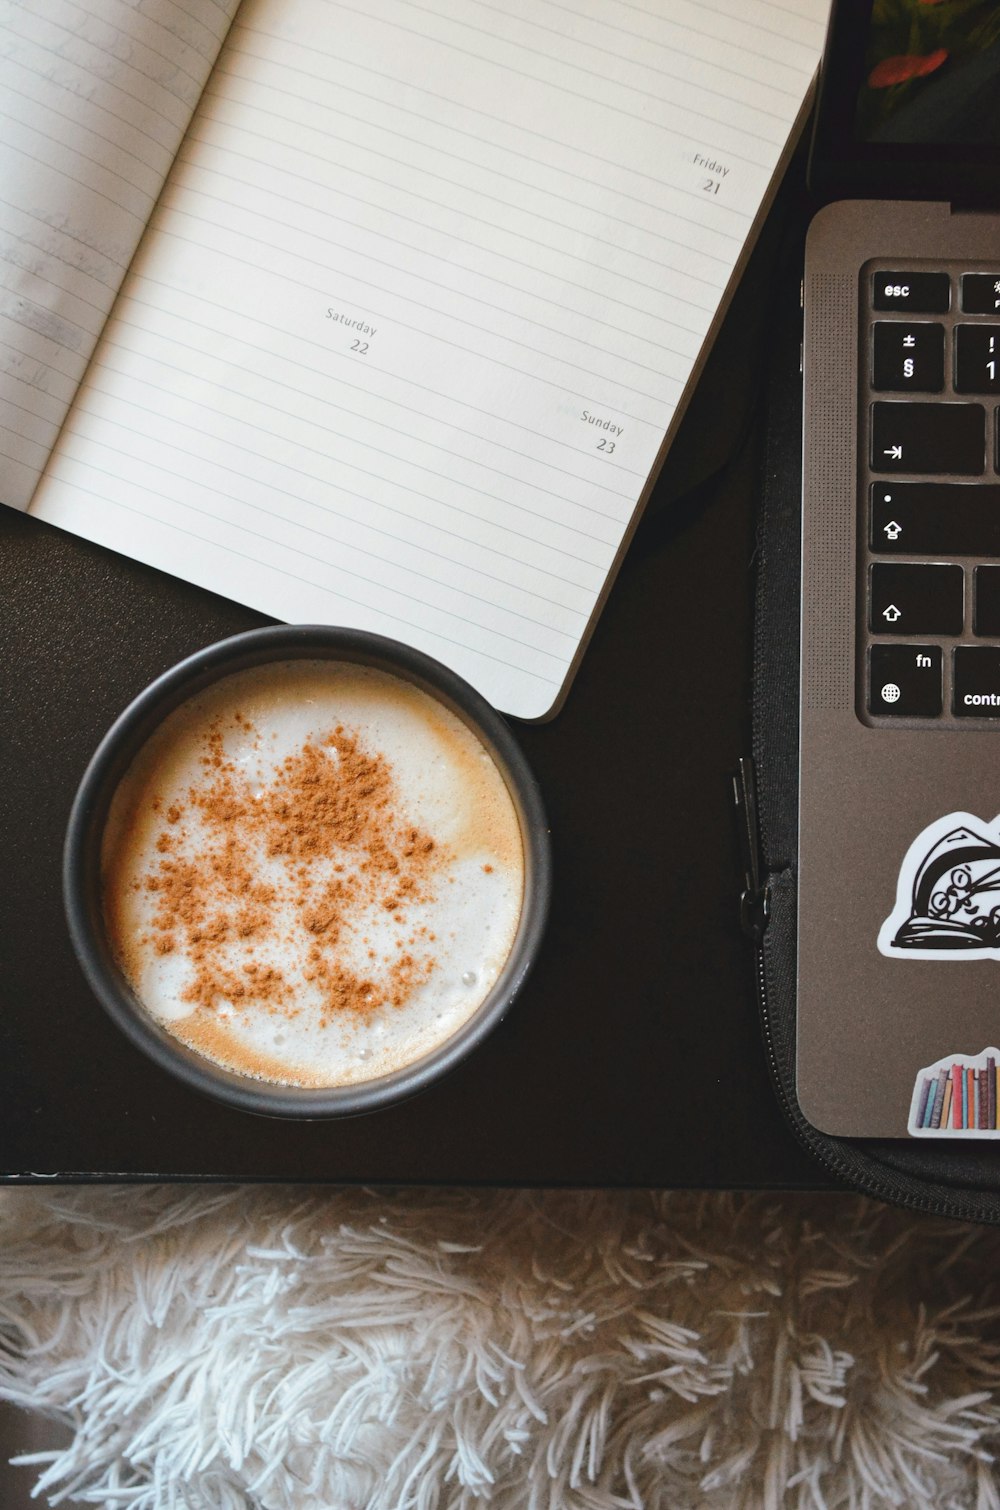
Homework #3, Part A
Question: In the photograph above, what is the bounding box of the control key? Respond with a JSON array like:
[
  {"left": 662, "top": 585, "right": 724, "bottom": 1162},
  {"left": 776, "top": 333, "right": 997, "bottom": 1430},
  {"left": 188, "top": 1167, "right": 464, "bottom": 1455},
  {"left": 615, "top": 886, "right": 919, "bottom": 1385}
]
[{"left": 955, "top": 647, "right": 1000, "bottom": 715}]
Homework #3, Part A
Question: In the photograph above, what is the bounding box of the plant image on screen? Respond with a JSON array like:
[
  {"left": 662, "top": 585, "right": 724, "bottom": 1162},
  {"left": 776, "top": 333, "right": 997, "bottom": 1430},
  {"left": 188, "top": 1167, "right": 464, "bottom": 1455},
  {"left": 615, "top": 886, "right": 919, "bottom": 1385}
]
[{"left": 858, "top": 0, "right": 1000, "bottom": 143}]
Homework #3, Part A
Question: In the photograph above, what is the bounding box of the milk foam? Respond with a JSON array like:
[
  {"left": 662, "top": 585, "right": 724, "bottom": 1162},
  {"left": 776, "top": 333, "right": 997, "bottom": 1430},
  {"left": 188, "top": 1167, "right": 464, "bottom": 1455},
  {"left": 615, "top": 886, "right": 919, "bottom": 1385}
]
[{"left": 102, "top": 661, "right": 524, "bottom": 1087}]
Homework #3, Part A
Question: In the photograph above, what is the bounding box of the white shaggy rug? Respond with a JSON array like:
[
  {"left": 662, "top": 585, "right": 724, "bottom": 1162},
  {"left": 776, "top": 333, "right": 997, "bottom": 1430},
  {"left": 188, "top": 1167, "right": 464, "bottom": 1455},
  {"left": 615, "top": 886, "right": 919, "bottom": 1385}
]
[{"left": 3, "top": 1189, "right": 1000, "bottom": 1509}]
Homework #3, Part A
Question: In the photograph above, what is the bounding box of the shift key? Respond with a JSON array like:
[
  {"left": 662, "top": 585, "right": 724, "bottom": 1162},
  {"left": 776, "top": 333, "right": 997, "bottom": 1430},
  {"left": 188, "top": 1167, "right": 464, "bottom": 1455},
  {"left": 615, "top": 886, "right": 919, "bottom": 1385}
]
[
  {"left": 872, "top": 401, "right": 985, "bottom": 474},
  {"left": 870, "top": 562, "right": 963, "bottom": 634}
]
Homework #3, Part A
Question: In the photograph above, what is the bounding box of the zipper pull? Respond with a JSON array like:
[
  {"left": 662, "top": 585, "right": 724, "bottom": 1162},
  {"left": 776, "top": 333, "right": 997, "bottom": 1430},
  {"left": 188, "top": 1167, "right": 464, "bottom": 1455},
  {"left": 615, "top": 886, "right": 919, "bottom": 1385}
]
[{"left": 733, "top": 755, "right": 770, "bottom": 944}]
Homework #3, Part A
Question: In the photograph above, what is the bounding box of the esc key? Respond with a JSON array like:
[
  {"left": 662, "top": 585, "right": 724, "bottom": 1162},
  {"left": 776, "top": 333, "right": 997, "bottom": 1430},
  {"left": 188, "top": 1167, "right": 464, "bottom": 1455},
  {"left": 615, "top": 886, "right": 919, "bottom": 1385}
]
[{"left": 872, "top": 272, "right": 950, "bottom": 313}]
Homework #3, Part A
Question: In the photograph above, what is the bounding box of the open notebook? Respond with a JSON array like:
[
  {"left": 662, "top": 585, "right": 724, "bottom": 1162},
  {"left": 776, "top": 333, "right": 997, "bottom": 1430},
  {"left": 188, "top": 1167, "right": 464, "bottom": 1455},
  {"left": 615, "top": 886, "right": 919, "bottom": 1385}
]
[{"left": 1, "top": 0, "right": 826, "bottom": 717}]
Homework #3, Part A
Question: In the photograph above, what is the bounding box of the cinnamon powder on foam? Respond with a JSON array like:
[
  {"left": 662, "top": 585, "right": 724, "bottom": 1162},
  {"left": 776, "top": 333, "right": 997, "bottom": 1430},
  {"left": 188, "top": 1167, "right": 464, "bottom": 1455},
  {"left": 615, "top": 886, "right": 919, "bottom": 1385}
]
[{"left": 136, "top": 717, "right": 440, "bottom": 1026}]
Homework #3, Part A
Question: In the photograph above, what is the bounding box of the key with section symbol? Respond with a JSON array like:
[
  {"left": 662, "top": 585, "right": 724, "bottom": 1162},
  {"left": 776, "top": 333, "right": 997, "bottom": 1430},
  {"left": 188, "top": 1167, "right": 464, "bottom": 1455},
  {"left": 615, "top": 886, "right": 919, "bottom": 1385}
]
[{"left": 872, "top": 323, "right": 944, "bottom": 391}]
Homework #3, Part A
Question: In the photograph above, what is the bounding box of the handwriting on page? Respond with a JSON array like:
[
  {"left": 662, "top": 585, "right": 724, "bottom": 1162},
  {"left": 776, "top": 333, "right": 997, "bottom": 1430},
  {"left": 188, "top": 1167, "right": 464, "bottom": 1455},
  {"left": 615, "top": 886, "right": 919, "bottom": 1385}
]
[
  {"left": 0, "top": 0, "right": 240, "bottom": 510},
  {"left": 29, "top": 0, "right": 826, "bottom": 716}
]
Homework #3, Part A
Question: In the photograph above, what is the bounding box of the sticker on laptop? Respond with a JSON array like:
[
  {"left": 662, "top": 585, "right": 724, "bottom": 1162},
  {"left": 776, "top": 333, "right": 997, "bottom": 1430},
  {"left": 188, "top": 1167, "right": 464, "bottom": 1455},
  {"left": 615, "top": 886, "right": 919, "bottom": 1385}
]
[
  {"left": 878, "top": 812, "right": 1000, "bottom": 960},
  {"left": 909, "top": 1049, "right": 1000, "bottom": 1137}
]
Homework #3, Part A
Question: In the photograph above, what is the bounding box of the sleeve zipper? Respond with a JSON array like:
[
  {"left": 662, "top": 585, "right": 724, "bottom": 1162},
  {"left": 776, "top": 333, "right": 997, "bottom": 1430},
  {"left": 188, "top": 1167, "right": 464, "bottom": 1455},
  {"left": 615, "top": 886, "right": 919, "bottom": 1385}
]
[{"left": 733, "top": 754, "right": 770, "bottom": 944}]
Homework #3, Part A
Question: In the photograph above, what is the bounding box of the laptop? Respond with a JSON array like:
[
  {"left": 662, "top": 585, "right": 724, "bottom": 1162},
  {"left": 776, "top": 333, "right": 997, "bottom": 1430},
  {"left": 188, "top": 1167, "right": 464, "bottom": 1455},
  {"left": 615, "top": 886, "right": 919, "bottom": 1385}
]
[{"left": 797, "top": 0, "right": 1000, "bottom": 1138}]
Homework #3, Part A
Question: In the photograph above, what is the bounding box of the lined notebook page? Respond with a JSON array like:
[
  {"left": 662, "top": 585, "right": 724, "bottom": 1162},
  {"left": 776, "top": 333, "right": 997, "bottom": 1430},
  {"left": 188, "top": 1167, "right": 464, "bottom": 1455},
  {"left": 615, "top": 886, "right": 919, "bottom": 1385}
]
[
  {"left": 30, "top": 0, "right": 826, "bottom": 716},
  {"left": 0, "top": 0, "right": 240, "bottom": 508}
]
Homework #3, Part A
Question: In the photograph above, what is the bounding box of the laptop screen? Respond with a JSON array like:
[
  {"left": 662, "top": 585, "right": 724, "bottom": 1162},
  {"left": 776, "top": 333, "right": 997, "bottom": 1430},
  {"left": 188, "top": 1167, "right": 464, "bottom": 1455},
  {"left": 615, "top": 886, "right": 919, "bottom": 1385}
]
[
  {"left": 859, "top": 4, "right": 1000, "bottom": 145},
  {"left": 810, "top": 0, "right": 1000, "bottom": 199}
]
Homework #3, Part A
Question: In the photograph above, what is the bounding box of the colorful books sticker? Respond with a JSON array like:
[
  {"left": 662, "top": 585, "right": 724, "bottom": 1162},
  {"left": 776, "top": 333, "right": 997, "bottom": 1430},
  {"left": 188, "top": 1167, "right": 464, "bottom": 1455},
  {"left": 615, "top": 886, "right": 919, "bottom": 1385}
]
[{"left": 908, "top": 1048, "right": 1000, "bottom": 1137}]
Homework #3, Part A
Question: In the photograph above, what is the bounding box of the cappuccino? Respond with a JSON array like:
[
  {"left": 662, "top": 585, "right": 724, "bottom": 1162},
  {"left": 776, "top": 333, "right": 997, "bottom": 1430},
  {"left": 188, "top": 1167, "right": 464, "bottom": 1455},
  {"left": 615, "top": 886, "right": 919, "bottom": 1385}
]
[{"left": 102, "top": 660, "right": 524, "bottom": 1087}]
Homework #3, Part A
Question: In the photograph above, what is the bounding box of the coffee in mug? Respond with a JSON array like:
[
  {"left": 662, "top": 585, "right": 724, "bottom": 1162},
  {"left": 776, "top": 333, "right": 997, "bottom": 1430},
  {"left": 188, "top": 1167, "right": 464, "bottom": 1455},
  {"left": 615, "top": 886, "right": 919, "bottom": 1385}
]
[{"left": 101, "top": 659, "right": 525, "bottom": 1090}]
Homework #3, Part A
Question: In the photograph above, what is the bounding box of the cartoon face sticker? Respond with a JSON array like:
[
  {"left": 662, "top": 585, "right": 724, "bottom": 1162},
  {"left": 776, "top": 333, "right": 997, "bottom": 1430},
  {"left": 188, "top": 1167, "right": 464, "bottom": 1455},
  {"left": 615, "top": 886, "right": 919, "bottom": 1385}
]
[{"left": 879, "top": 812, "right": 1000, "bottom": 960}]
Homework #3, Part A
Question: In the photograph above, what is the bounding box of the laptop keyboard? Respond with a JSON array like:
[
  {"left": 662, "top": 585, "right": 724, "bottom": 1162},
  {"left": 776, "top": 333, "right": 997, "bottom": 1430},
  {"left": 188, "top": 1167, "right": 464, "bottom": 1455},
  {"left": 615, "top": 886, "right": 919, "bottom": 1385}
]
[{"left": 863, "top": 264, "right": 1000, "bottom": 722}]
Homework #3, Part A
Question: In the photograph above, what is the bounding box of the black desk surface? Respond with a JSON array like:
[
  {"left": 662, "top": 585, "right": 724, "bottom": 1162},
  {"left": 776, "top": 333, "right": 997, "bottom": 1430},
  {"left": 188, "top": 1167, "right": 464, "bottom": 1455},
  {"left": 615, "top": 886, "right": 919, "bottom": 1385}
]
[{"left": 0, "top": 188, "right": 831, "bottom": 1187}]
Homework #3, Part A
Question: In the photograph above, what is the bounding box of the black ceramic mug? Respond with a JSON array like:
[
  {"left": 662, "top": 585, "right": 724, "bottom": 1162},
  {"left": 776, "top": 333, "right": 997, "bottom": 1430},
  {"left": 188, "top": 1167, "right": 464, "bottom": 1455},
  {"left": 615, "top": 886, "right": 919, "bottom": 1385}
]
[{"left": 64, "top": 625, "right": 551, "bottom": 1118}]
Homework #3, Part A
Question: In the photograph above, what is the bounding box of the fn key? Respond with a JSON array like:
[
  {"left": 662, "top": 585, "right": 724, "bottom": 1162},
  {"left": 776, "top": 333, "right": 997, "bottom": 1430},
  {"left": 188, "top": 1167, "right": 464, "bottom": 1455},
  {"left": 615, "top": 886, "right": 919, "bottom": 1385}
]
[{"left": 870, "top": 644, "right": 942, "bottom": 716}]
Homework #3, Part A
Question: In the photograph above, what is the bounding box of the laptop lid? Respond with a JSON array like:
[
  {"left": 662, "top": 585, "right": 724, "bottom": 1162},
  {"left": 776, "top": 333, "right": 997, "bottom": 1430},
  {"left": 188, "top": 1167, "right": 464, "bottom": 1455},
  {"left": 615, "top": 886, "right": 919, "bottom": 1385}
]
[{"left": 809, "top": 0, "right": 1000, "bottom": 204}]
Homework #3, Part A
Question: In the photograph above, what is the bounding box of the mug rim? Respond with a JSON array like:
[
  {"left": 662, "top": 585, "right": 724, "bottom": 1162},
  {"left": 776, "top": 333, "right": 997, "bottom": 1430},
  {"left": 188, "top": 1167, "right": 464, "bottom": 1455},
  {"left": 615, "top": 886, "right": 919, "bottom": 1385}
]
[{"left": 63, "top": 625, "right": 551, "bottom": 1118}]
